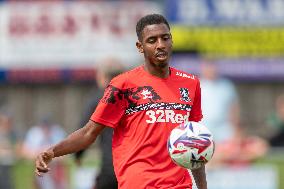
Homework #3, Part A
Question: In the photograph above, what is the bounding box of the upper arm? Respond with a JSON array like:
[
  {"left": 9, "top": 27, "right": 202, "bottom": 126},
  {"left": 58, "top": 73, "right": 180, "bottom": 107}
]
[{"left": 90, "top": 84, "right": 127, "bottom": 128}]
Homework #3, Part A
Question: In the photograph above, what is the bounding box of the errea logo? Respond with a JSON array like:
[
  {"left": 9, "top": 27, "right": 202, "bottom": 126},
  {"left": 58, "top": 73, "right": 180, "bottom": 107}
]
[
  {"left": 176, "top": 72, "right": 195, "bottom": 80},
  {"left": 141, "top": 89, "right": 153, "bottom": 99}
]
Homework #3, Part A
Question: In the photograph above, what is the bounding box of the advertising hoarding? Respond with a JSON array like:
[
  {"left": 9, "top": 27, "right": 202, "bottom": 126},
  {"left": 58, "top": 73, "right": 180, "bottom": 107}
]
[{"left": 0, "top": 1, "right": 161, "bottom": 69}]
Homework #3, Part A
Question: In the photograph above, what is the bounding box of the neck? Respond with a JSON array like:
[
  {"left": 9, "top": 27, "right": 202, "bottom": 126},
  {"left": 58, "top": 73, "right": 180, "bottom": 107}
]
[{"left": 143, "top": 63, "right": 170, "bottom": 78}]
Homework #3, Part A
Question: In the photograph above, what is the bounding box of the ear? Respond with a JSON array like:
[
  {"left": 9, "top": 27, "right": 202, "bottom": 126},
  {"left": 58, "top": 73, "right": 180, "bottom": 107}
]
[{"left": 136, "top": 41, "right": 144, "bottom": 53}]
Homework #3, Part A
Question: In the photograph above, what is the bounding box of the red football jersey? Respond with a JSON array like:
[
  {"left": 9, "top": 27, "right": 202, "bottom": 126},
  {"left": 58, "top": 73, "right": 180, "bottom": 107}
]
[{"left": 91, "top": 65, "right": 203, "bottom": 189}]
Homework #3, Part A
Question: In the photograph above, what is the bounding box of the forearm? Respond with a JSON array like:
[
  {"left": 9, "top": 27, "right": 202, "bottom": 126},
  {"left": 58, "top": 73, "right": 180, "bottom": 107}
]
[
  {"left": 191, "top": 165, "right": 207, "bottom": 189},
  {"left": 48, "top": 121, "right": 104, "bottom": 158}
]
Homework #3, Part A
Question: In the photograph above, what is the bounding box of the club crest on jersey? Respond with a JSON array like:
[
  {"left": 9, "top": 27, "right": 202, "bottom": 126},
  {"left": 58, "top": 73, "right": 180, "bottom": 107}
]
[{"left": 179, "top": 88, "right": 191, "bottom": 102}]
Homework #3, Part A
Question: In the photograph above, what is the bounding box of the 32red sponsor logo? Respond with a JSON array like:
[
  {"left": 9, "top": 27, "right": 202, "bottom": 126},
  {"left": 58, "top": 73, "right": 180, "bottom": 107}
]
[{"left": 145, "top": 110, "right": 190, "bottom": 123}]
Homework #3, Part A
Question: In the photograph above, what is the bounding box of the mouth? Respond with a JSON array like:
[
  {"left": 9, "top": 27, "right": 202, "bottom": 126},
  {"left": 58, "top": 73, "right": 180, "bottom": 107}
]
[{"left": 155, "top": 51, "right": 168, "bottom": 60}]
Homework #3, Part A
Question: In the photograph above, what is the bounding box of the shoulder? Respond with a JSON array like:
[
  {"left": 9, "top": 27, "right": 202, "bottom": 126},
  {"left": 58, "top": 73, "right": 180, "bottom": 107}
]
[
  {"left": 170, "top": 67, "right": 200, "bottom": 84},
  {"left": 109, "top": 66, "right": 142, "bottom": 89}
]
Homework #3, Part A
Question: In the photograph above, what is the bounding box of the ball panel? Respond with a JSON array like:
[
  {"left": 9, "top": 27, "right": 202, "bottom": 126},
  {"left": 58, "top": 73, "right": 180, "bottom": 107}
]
[{"left": 167, "top": 121, "right": 214, "bottom": 170}]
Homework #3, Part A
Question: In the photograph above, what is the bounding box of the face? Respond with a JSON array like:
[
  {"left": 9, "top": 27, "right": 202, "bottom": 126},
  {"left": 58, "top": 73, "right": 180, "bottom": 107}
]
[{"left": 136, "top": 23, "right": 173, "bottom": 68}]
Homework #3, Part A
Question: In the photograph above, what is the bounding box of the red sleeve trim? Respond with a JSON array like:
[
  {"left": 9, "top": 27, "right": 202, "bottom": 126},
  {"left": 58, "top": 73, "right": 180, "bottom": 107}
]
[{"left": 90, "top": 116, "right": 116, "bottom": 128}]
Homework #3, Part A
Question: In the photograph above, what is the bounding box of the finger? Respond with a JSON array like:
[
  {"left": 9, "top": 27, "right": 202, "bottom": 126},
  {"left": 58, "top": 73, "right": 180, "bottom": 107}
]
[
  {"left": 35, "top": 160, "right": 46, "bottom": 170},
  {"left": 36, "top": 166, "right": 49, "bottom": 173},
  {"left": 35, "top": 168, "right": 50, "bottom": 176},
  {"left": 38, "top": 153, "right": 50, "bottom": 168},
  {"left": 35, "top": 170, "right": 42, "bottom": 177},
  {"left": 35, "top": 160, "right": 50, "bottom": 173},
  {"left": 39, "top": 160, "right": 48, "bottom": 169}
]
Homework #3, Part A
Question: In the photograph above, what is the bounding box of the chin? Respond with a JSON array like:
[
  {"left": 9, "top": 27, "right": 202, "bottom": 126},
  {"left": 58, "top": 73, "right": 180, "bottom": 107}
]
[
  {"left": 152, "top": 58, "right": 168, "bottom": 67},
  {"left": 157, "top": 62, "right": 168, "bottom": 68}
]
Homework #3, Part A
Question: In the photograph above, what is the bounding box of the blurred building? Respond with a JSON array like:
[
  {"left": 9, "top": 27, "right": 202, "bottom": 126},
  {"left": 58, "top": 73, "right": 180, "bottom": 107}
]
[
  {"left": 0, "top": 0, "right": 163, "bottom": 132},
  {"left": 166, "top": 0, "right": 284, "bottom": 137}
]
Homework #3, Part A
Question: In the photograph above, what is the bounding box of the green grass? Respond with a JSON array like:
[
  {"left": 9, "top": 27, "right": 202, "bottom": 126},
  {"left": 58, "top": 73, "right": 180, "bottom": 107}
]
[
  {"left": 12, "top": 156, "right": 100, "bottom": 189},
  {"left": 12, "top": 160, "right": 34, "bottom": 189},
  {"left": 255, "top": 153, "right": 284, "bottom": 189},
  {"left": 12, "top": 153, "right": 284, "bottom": 189}
]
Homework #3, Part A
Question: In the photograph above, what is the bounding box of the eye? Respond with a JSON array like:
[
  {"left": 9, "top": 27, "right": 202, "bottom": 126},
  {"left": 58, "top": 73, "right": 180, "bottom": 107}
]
[
  {"left": 163, "top": 35, "right": 170, "bottom": 41},
  {"left": 147, "top": 37, "right": 156, "bottom": 44}
]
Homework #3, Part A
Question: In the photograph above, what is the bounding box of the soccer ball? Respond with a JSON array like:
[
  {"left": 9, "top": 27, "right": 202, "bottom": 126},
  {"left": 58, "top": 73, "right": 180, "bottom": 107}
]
[{"left": 167, "top": 121, "right": 214, "bottom": 170}]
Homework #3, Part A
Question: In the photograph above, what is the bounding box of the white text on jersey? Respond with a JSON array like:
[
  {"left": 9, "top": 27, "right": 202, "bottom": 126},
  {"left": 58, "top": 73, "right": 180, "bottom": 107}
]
[
  {"left": 145, "top": 110, "right": 190, "bottom": 123},
  {"left": 176, "top": 72, "right": 195, "bottom": 80}
]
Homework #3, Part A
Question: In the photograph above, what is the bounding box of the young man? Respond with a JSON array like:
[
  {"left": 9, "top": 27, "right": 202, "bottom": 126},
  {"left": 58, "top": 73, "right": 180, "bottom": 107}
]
[{"left": 35, "top": 14, "right": 207, "bottom": 189}]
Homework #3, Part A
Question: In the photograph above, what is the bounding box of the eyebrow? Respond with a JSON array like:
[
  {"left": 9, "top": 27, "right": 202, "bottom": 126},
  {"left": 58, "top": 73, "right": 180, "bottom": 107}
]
[{"left": 145, "top": 33, "right": 171, "bottom": 40}]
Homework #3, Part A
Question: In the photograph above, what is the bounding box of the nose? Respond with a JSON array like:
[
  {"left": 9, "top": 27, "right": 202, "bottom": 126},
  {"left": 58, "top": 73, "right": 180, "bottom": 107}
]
[{"left": 157, "top": 38, "right": 166, "bottom": 49}]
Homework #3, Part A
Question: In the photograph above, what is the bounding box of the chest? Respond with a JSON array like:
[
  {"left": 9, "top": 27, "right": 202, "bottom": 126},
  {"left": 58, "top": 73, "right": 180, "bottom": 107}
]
[
  {"left": 122, "top": 81, "right": 197, "bottom": 124},
  {"left": 124, "top": 82, "right": 196, "bottom": 105}
]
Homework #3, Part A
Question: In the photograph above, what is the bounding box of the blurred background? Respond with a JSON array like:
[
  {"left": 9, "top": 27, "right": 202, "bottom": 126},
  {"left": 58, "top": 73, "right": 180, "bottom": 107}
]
[{"left": 0, "top": 0, "right": 284, "bottom": 189}]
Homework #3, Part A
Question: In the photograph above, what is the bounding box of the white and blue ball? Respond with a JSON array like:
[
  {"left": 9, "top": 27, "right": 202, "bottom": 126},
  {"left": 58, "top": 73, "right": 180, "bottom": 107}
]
[{"left": 167, "top": 121, "right": 214, "bottom": 170}]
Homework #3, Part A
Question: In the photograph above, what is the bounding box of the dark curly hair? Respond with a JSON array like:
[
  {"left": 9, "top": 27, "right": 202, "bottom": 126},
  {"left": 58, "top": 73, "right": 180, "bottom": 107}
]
[{"left": 136, "top": 14, "right": 170, "bottom": 41}]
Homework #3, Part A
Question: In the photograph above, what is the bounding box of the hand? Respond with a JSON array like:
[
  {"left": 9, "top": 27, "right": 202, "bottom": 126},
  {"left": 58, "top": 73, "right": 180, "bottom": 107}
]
[{"left": 35, "top": 150, "right": 54, "bottom": 176}]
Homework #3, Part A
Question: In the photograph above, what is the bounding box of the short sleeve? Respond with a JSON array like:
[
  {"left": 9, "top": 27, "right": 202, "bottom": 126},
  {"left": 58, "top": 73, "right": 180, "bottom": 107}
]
[
  {"left": 189, "top": 79, "right": 203, "bottom": 122},
  {"left": 90, "top": 83, "right": 126, "bottom": 128}
]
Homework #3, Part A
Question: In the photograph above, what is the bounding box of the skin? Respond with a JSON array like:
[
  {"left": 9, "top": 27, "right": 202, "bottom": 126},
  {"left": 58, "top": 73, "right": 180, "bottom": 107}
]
[
  {"left": 136, "top": 23, "right": 172, "bottom": 78},
  {"left": 35, "top": 121, "right": 104, "bottom": 176},
  {"left": 35, "top": 23, "right": 207, "bottom": 189}
]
